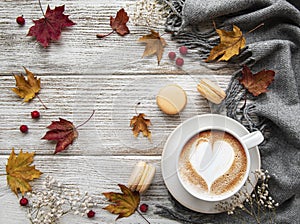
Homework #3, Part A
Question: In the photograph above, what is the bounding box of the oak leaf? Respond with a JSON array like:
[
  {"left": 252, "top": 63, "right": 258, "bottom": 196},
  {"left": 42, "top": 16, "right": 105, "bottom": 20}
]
[
  {"left": 42, "top": 118, "right": 78, "bottom": 154},
  {"left": 6, "top": 149, "right": 42, "bottom": 196},
  {"left": 206, "top": 25, "right": 245, "bottom": 62},
  {"left": 239, "top": 65, "right": 275, "bottom": 96},
  {"left": 103, "top": 184, "right": 140, "bottom": 220},
  {"left": 12, "top": 67, "right": 41, "bottom": 102},
  {"left": 28, "top": 5, "right": 75, "bottom": 47},
  {"left": 130, "top": 113, "right": 151, "bottom": 140},
  {"left": 138, "top": 30, "right": 167, "bottom": 65}
]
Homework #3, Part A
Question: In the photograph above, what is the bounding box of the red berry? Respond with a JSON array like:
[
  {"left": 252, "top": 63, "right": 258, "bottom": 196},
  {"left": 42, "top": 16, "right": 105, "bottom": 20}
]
[
  {"left": 31, "top": 110, "right": 40, "bottom": 119},
  {"left": 16, "top": 15, "right": 25, "bottom": 26},
  {"left": 175, "top": 57, "right": 184, "bottom": 67},
  {"left": 139, "top": 203, "right": 148, "bottom": 213},
  {"left": 168, "top": 51, "right": 176, "bottom": 60},
  {"left": 20, "top": 197, "right": 28, "bottom": 206},
  {"left": 20, "top": 125, "right": 28, "bottom": 133},
  {"left": 179, "top": 46, "right": 188, "bottom": 55},
  {"left": 87, "top": 210, "right": 95, "bottom": 218}
]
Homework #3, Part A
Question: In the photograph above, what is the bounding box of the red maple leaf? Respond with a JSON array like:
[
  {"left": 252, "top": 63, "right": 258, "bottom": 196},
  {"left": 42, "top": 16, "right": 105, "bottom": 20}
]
[
  {"left": 28, "top": 5, "right": 75, "bottom": 47},
  {"left": 42, "top": 118, "right": 78, "bottom": 154},
  {"left": 239, "top": 65, "right": 275, "bottom": 96},
  {"left": 96, "top": 8, "right": 129, "bottom": 38}
]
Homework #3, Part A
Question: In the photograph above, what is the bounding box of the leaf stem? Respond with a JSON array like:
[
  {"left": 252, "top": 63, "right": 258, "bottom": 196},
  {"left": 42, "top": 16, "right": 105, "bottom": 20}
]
[
  {"left": 38, "top": 0, "right": 45, "bottom": 17},
  {"left": 0, "top": 174, "right": 6, "bottom": 176},
  {"left": 246, "top": 23, "right": 264, "bottom": 35},
  {"left": 36, "top": 95, "right": 48, "bottom": 109},
  {"left": 76, "top": 110, "right": 95, "bottom": 129},
  {"left": 137, "top": 209, "right": 151, "bottom": 224},
  {"left": 135, "top": 102, "right": 141, "bottom": 115},
  {"left": 96, "top": 31, "right": 115, "bottom": 39}
]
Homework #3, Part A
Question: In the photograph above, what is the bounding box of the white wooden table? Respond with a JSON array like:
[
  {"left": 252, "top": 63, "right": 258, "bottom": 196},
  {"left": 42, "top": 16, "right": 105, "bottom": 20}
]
[{"left": 0, "top": 1, "right": 233, "bottom": 223}]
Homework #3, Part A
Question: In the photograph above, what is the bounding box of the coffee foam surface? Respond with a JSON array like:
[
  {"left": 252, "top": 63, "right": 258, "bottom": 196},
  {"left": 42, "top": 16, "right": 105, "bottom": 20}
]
[{"left": 178, "top": 130, "right": 247, "bottom": 198}]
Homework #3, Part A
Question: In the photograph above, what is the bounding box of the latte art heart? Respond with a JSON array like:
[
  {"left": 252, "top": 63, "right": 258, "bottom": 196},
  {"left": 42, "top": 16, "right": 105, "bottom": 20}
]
[
  {"left": 178, "top": 130, "right": 248, "bottom": 198},
  {"left": 189, "top": 139, "right": 235, "bottom": 191}
]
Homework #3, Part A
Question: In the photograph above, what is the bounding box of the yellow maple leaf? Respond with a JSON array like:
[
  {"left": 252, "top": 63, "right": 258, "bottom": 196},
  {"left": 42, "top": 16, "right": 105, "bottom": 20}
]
[
  {"left": 6, "top": 149, "right": 42, "bottom": 196},
  {"left": 206, "top": 25, "right": 246, "bottom": 62},
  {"left": 12, "top": 67, "right": 41, "bottom": 102},
  {"left": 103, "top": 184, "right": 140, "bottom": 220},
  {"left": 138, "top": 30, "right": 167, "bottom": 65}
]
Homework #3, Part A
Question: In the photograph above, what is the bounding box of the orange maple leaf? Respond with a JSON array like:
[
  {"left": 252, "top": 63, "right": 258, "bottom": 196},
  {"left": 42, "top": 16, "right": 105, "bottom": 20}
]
[
  {"left": 130, "top": 113, "right": 151, "bottom": 140},
  {"left": 206, "top": 25, "right": 246, "bottom": 62}
]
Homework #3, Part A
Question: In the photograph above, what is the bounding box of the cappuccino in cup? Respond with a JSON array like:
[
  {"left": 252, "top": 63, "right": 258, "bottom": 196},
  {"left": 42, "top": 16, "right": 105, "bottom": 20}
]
[{"left": 178, "top": 129, "right": 249, "bottom": 201}]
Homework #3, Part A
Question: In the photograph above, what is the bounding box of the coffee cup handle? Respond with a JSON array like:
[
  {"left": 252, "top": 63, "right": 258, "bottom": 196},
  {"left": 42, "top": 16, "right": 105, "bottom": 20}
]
[{"left": 240, "top": 131, "right": 264, "bottom": 149}]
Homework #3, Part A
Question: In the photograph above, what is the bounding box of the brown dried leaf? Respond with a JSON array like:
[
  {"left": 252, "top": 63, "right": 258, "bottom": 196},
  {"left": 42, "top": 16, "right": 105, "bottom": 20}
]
[
  {"left": 110, "top": 8, "right": 130, "bottom": 36},
  {"left": 239, "top": 65, "right": 275, "bottom": 96},
  {"left": 138, "top": 30, "right": 167, "bottom": 64},
  {"left": 130, "top": 113, "right": 151, "bottom": 140}
]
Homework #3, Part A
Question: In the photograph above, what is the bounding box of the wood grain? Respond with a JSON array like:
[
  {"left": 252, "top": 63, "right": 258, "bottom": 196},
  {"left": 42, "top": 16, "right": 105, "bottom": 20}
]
[{"left": 0, "top": 0, "right": 234, "bottom": 223}]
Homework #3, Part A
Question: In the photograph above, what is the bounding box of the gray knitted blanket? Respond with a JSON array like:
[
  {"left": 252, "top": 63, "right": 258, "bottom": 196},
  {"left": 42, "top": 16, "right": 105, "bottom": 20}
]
[{"left": 156, "top": 0, "right": 300, "bottom": 223}]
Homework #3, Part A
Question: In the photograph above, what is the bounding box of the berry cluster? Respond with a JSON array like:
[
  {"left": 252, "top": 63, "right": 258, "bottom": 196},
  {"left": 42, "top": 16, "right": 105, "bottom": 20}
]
[
  {"left": 168, "top": 46, "right": 188, "bottom": 67},
  {"left": 19, "top": 110, "right": 40, "bottom": 134}
]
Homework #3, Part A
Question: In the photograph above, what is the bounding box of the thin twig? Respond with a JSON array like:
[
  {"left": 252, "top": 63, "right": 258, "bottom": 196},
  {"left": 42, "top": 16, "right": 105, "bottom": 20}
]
[
  {"left": 137, "top": 209, "right": 151, "bottom": 224},
  {"left": 76, "top": 110, "right": 95, "bottom": 129},
  {"left": 36, "top": 95, "right": 48, "bottom": 109},
  {"left": 38, "top": 0, "right": 45, "bottom": 17},
  {"left": 135, "top": 102, "right": 141, "bottom": 115},
  {"left": 96, "top": 31, "right": 115, "bottom": 39},
  {"left": 246, "top": 23, "right": 264, "bottom": 35}
]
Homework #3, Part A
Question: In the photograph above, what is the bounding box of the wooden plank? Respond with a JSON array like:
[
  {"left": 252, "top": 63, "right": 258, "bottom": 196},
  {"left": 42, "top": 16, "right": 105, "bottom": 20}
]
[
  {"left": 0, "top": 74, "right": 231, "bottom": 155},
  {"left": 0, "top": 155, "right": 180, "bottom": 224},
  {"left": 0, "top": 0, "right": 236, "bottom": 75}
]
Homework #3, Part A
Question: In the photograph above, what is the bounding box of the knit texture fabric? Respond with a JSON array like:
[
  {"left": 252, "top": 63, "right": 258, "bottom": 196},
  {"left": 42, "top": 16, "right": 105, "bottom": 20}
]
[{"left": 156, "top": 0, "right": 300, "bottom": 223}]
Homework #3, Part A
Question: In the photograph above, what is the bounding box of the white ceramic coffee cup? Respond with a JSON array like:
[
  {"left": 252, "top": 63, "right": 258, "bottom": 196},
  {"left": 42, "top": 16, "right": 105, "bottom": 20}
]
[{"left": 176, "top": 126, "right": 264, "bottom": 202}]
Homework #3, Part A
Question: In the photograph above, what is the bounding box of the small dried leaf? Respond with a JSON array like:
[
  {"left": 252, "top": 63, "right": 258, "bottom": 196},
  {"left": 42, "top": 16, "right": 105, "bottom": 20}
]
[
  {"left": 12, "top": 67, "right": 41, "bottom": 102},
  {"left": 103, "top": 184, "right": 140, "bottom": 220},
  {"left": 110, "top": 8, "right": 130, "bottom": 36},
  {"left": 239, "top": 65, "right": 275, "bottom": 96},
  {"left": 42, "top": 118, "right": 78, "bottom": 154},
  {"left": 138, "top": 30, "right": 167, "bottom": 64},
  {"left": 206, "top": 25, "right": 246, "bottom": 62},
  {"left": 6, "top": 149, "right": 42, "bottom": 196},
  {"left": 130, "top": 113, "right": 151, "bottom": 140}
]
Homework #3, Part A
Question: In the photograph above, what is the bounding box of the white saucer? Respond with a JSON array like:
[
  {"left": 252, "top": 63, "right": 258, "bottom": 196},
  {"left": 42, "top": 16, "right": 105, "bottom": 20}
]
[{"left": 161, "top": 114, "right": 261, "bottom": 214}]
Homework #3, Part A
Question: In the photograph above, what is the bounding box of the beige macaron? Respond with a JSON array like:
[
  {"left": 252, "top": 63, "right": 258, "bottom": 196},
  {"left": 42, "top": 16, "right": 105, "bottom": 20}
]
[{"left": 156, "top": 84, "right": 187, "bottom": 115}]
